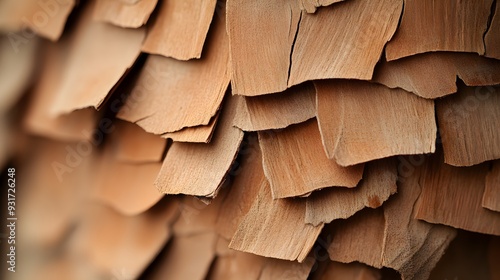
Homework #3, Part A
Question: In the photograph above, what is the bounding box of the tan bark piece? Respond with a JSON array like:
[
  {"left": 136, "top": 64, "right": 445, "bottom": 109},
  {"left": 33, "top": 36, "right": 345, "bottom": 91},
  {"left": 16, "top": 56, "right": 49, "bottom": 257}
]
[
  {"left": 233, "top": 82, "right": 316, "bottom": 131},
  {"left": 316, "top": 261, "right": 382, "bottom": 280},
  {"left": 485, "top": 2, "right": 500, "bottom": 59},
  {"left": 415, "top": 153, "right": 500, "bottom": 235},
  {"left": 483, "top": 161, "right": 500, "bottom": 212},
  {"left": 141, "top": 0, "right": 217, "bottom": 60},
  {"left": 210, "top": 237, "right": 314, "bottom": 280},
  {"left": 112, "top": 120, "right": 165, "bottom": 163},
  {"left": 305, "top": 158, "right": 397, "bottom": 226},
  {"left": 288, "top": 0, "right": 402, "bottom": 86},
  {"left": 328, "top": 208, "right": 386, "bottom": 268},
  {"left": 216, "top": 136, "right": 265, "bottom": 239},
  {"left": 208, "top": 249, "right": 265, "bottom": 280},
  {"left": 298, "top": 0, "right": 345, "bottom": 14},
  {"left": 373, "top": 52, "right": 500, "bottom": 99},
  {"left": 18, "top": 139, "right": 92, "bottom": 248},
  {"left": 0, "top": 0, "right": 75, "bottom": 41},
  {"left": 146, "top": 232, "right": 218, "bottom": 280},
  {"left": 259, "top": 257, "right": 315, "bottom": 280},
  {"left": 382, "top": 155, "right": 457, "bottom": 279},
  {"left": 227, "top": 0, "right": 301, "bottom": 96},
  {"left": 118, "top": 14, "right": 229, "bottom": 135},
  {"left": 155, "top": 95, "right": 243, "bottom": 197},
  {"left": 385, "top": 0, "right": 492, "bottom": 61},
  {"left": 93, "top": 0, "right": 158, "bottom": 28},
  {"left": 50, "top": 0, "right": 145, "bottom": 115},
  {"left": 23, "top": 40, "right": 99, "bottom": 142},
  {"left": 162, "top": 111, "right": 219, "bottom": 143},
  {"left": 328, "top": 154, "right": 457, "bottom": 279},
  {"left": 316, "top": 80, "right": 436, "bottom": 166},
  {"left": 172, "top": 188, "right": 227, "bottom": 236},
  {"left": 259, "top": 119, "right": 364, "bottom": 199},
  {"left": 93, "top": 148, "right": 164, "bottom": 216},
  {"left": 229, "top": 180, "right": 324, "bottom": 262},
  {"left": 0, "top": 36, "right": 36, "bottom": 112},
  {"left": 436, "top": 84, "right": 500, "bottom": 166},
  {"left": 69, "top": 200, "right": 179, "bottom": 279}
]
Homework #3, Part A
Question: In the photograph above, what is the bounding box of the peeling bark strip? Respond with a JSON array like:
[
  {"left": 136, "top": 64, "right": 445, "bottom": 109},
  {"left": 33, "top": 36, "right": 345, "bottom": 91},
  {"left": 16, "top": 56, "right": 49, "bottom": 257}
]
[
  {"left": 50, "top": 0, "right": 145, "bottom": 115},
  {"left": 233, "top": 82, "right": 317, "bottom": 132},
  {"left": 162, "top": 112, "right": 219, "bottom": 143},
  {"left": 414, "top": 152, "right": 500, "bottom": 236},
  {"left": 141, "top": 0, "right": 216, "bottom": 60},
  {"left": 483, "top": 161, "right": 500, "bottom": 212},
  {"left": 229, "top": 179, "right": 323, "bottom": 262},
  {"left": 298, "top": 0, "right": 345, "bottom": 13},
  {"left": 305, "top": 158, "right": 397, "bottom": 226},
  {"left": 259, "top": 119, "right": 364, "bottom": 199},
  {"left": 93, "top": 0, "right": 158, "bottom": 28},
  {"left": 227, "top": 0, "right": 301, "bottom": 96},
  {"left": 328, "top": 154, "right": 457, "bottom": 280},
  {"left": 154, "top": 95, "right": 243, "bottom": 197},
  {"left": 372, "top": 52, "right": 500, "bottom": 99},
  {"left": 437, "top": 84, "right": 500, "bottom": 166},
  {"left": 315, "top": 80, "right": 436, "bottom": 166},
  {"left": 118, "top": 13, "right": 229, "bottom": 135},
  {"left": 386, "top": 0, "right": 492, "bottom": 61},
  {"left": 288, "top": 0, "right": 402, "bottom": 86}
]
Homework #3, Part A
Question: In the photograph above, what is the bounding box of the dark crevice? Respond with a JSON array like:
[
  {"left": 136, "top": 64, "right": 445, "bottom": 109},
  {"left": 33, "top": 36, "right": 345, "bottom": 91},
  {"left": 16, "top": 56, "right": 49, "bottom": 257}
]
[
  {"left": 483, "top": 0, "right": 497, "bottom": 52},
  {"left": 287, "top": 11, "right": 303, "bottom": 86}
]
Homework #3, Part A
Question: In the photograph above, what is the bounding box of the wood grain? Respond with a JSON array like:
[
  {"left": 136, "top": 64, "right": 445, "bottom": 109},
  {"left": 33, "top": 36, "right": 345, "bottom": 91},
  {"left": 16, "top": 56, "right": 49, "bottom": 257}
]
[
  {"left": 93, "top": 0, "right": 158, "bottom": 28},
  {"left": 233, "top": 82, "right": 316, "bottom": 131},
  {"left": 316, "top": 80, "right": 436, "bottom": 166},
  {"left": 385, "top": 0, "right": 492, "bottom": 61},
  {"left": 382, "top": 155, "right": 457, "bottom": 279},
  {"left": 414, "top": 152, "right": 500, "bottom": 235},
  {"left": 483, "top": 161, "right": 500, "bottom": 212},
  {"left": 155, "top": 95, "right": 243, "bottom": 197},
  {"left": 288, "top": 0, "right": 402, "bottom": 86},
  {"left": 227, "top": 0, "right": 301, "bottom": 96},
  {"left": 373, "top": 52, "right": 500, "bottom": 99},
  {"left": 229, "top": 180, "right": 323, "bottom": 262},
  {"left": 118, "top": 15, "right": 229, "bottom": 135},
  {"left": 259, "top": 119, "right": 364, "bottom": 199},
  {"left": 141, "top": 0, "right": 217, "bottom": 60},
  {"left": 305, "top": 158, "right": 397, "bottom": 226},
  {"left": 437, "top": 84, "right": 500, "bottom": 166},
  {"left": 328, "top": 154, "right": 457, "bottom": 279}
]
